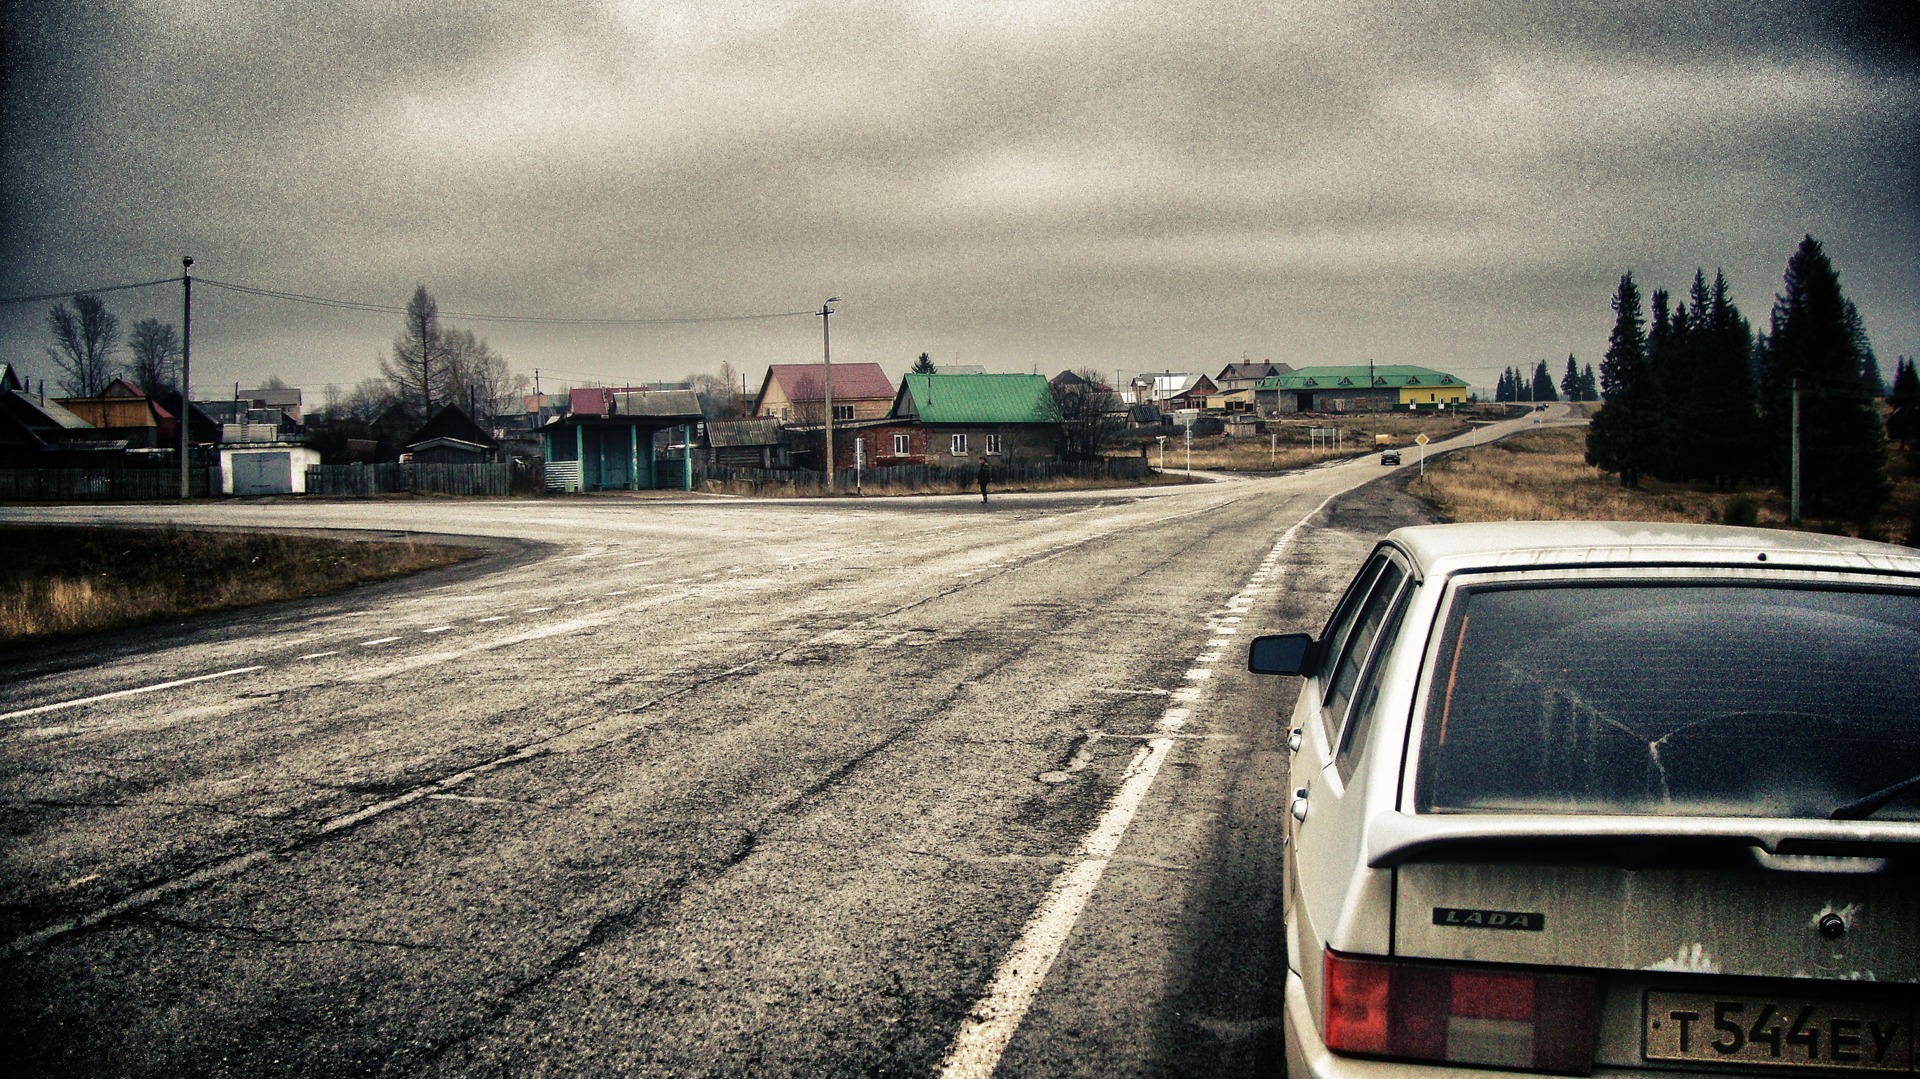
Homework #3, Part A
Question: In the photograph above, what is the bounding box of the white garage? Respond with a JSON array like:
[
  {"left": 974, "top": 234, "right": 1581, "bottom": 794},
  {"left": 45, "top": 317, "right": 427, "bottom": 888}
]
[{"left": 220, "top": 446, "right": 322, "bottom": 495}]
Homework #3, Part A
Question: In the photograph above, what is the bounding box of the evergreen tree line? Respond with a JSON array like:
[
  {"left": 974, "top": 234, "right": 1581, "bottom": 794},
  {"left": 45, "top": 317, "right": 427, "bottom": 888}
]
[
  {"left": 1586, "top": 236, "right": 1892, "bottom": 524},
  {"left": 1494, "top": 358, "right": 1597, "bottom": 403}
]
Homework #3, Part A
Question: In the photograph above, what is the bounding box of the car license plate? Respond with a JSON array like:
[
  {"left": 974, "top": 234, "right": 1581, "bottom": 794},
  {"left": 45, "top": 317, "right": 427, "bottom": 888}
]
[{"left": 1645, "top": 991, "right": 1912, "bottom": 1071}]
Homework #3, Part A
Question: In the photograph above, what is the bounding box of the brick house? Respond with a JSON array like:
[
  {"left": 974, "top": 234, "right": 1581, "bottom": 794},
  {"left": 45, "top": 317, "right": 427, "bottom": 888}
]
[{"left": 847, "top": 373, "right": 1062, "bottom": 470}]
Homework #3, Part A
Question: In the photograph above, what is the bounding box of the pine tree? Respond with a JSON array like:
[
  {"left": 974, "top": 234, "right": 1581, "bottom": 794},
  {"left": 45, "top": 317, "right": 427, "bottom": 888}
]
[
  {"left": 1692, "top": 270, "right": 1759, "bottom": 489},
  {"left": 1758, "top": 236, "right": 1890, "bottom": 524},
  {"left": 1560, "top": 355, "right": 1581, "bottom": 401},
  {"left": 1531, "top": 360, "right": 1559, "bottom": 402},
  {"left": 1586, "top": 273, "right": 1660, "bottom": 487},
  {"left": 1579, "top": 364, "right": 1598, "bottom": 401},
  {"left": 912, "top": 352, "right": 936, "bottom": 375}
]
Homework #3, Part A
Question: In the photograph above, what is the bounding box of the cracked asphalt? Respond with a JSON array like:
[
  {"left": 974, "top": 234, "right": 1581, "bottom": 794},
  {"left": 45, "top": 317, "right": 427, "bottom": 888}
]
[{"left": 0, "top": 412, "right": 1541, "bottom": 1077}]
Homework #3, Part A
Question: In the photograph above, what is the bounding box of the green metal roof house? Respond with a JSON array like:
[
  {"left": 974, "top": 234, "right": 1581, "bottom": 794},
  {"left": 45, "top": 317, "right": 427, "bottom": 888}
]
[
  {"left": 1255, "top": 365, "right": 1470, "bottom": 413},
  {"left": 847, "top": 373, "right": 1063, "bottom": 469}
]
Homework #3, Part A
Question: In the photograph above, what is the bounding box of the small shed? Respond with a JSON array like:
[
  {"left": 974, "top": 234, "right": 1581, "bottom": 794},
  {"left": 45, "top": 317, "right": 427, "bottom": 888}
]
[{"left": 704, "top": 418, "right": 790, "bottom": 469}]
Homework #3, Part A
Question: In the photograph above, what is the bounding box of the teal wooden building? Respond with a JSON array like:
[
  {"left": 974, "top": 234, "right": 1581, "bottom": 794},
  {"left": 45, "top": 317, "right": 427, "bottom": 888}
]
[{"left": 541, "top": 388, "right": 705, "bottom": 492}]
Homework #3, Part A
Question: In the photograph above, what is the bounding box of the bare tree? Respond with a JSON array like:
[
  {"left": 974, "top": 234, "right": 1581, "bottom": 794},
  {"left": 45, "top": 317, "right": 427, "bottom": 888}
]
[
  {"left": 379, "top": 285, "right": 441, "bottom": 413},
  {"left": 1053, "top": 368, "right": 1126, "bottom": 462},
  {"left": 46, "top": 294, "right": 121, "bottom": 396},
  {"left": 435, "top": 326, "right": 515, "bottom": 418},
  {"left": 126, "top": 318, "right": 182, "bottom": 395}
]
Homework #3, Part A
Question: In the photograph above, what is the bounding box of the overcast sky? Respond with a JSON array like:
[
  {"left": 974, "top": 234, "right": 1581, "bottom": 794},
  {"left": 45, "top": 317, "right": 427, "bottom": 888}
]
[{"left": 3, "top": 0, "right": 1914, "bottom": 400}]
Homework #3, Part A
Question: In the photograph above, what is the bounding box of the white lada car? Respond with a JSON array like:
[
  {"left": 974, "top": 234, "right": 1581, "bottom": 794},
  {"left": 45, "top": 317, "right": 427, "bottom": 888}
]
[{"left": 1249, "top": 522, "right": 1920, "bottom": 1077}]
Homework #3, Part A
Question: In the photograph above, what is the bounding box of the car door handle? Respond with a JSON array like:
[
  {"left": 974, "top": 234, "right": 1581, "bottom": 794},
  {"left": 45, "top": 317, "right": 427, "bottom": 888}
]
[
  {"left": 1291, "top": 787, "right": 1310, "bottom": 822},
  {"left": 1286, "top": 726, "right": 1303, "bottom": 753}
]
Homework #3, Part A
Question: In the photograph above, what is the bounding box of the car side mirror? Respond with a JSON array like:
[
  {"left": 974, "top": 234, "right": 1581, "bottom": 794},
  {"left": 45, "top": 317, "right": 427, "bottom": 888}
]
[{"left": 1248, "top": 633, "right": 1319, "bottom": 676}]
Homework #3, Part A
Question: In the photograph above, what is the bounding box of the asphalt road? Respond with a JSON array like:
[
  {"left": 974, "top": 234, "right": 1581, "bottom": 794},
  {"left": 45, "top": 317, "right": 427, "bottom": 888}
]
[{"left": 0, "top": 410, "right": 1549, "bottom": 1077}]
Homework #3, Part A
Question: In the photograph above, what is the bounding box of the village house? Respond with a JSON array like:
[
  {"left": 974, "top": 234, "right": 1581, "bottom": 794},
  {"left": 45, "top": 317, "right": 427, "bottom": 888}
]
[
  {"left": 752, "top": 363, "right": 895, "bottom": 423},
  {"left": 1213, "top": 362, "right": 1291, "bottom": 392},
  {"left": 403, "top": 404, "right": 499, "bottom": 464},
  {"left": 854, "top": 372, "right": 1062, "bottom": 470}
]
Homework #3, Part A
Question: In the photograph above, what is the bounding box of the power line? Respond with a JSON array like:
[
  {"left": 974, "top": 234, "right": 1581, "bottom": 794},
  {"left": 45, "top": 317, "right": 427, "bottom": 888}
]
[
  {"left": 3, "top": 274, "right": 821, "bottom": 326},
  {"left": 196, "top": 278, "right": 817, "bottom": 326},
  {"left": 0, "top": 276, "right": 182, "bottom": 306}
]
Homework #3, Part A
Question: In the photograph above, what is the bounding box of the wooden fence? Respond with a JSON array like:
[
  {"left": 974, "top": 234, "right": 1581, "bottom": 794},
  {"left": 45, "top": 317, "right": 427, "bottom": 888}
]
[
  {"left": 305, "top": 462, "right": 511, "bottom": 497},
  {"left": 696, "top": 456, "right": 1151, "bottom": 494},
  {"left": 0, "top": 467, "right": 216, "bottom": 501}
]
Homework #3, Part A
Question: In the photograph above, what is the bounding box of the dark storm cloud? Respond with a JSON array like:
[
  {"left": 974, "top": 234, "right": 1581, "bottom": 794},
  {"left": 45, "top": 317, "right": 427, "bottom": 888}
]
[{"left": 2, "top": 0, "right": 1914, "bottom": 391}]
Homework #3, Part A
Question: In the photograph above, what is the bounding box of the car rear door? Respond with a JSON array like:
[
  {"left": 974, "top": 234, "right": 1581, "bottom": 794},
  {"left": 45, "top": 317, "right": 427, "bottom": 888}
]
[{"left": 1286, "top": 547, "right": 1415, "bottom": 1008}]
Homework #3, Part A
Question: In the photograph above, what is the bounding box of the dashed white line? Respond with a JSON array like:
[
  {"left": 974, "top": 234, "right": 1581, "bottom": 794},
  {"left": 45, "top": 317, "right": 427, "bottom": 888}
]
[
  {"left": 605, "top": 590, "right": 629, "bottom": 597},
  {"left": 298, "top": 651, "right": 339, "bottom": 660},
  {"left": 423, "top": 626, "right": 453, "bottom": 634},
  {"left": 477, "top": 616, "right": 509, "bottom": 623},
  {"left": 0, "top": 666, "right": 267, "bottom": 722},
  {"left": 361, "top": 637, "right": 402, "bottom": 647},
  {"left": 524, "top": 607, "right": 552, "bottom": 613}
]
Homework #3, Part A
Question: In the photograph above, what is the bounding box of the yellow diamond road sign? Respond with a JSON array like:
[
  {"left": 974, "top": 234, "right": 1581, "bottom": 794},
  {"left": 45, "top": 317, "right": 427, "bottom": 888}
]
[{"left": 1415, "top": 433, "right": 1429, "bottom": 445}]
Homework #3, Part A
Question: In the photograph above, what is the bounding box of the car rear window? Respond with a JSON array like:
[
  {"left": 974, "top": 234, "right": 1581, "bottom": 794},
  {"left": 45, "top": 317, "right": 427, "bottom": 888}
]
[{"left": 1415, "top": 582, "right": 1920, "bottom": 821}]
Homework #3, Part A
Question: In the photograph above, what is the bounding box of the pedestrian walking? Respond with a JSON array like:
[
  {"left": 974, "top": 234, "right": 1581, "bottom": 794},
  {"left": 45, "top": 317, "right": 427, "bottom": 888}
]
[{"left": 977, "top": 460, "right": 990, "bottom": 504}]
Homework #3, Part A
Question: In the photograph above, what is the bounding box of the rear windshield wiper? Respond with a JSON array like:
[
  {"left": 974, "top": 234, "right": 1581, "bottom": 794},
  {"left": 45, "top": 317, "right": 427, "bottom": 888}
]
[{"left": 1831, "top": 771, "right": 1920, "bottom": 821}]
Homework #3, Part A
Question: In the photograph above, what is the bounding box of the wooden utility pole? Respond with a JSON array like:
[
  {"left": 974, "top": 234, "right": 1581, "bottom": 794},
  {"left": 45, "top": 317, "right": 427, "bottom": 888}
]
[
  {"left": 820, "top": 297, "right": 838, "bottom": 489},
  {"left": 179, "top": 257, "right": 193, "bottom": 498}
]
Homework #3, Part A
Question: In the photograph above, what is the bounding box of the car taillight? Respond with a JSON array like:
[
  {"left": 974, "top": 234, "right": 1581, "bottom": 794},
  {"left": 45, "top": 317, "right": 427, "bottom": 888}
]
[{"left": 1323, "top": 949, "right": 1599, "bottom": 1074}]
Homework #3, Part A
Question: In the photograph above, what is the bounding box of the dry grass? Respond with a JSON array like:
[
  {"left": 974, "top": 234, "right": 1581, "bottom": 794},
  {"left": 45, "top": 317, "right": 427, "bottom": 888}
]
[
  {"left": 1, "top": 526, "right": 476, "bottom": 645},
  {"left": 1407, "top": 426, "right": 1920, "bottom": 545},
  {"left": 1176, "top": 411, "right": 1480, "bottom": 472}
]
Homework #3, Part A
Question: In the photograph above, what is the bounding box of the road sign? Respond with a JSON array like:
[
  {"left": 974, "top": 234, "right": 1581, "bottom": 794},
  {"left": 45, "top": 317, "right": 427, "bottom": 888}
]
[{"left": 1415, "top": 433, "right": 1429, "bottom": 445}]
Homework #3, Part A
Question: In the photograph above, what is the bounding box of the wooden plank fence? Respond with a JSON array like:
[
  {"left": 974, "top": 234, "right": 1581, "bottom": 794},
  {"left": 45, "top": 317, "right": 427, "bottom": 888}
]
[
  {"left": 0, "top": 467, "right": 216, "bottom": 500},
  {"left": 305, "top": 462, "right": 511, "bottom": 497}
]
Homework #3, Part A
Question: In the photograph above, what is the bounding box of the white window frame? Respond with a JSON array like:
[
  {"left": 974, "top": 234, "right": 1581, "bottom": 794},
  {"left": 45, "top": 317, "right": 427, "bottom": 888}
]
[
  {"left": 892, "top": 432, "right": 910, "bottom": 456},
  {"left": 985, "top": 433, "right": 1003, "bottom": 455},
  {"left": 833, "top": 404, "right": 855, "bottom": 421},
  {"left": 950, "top": 433, "right": 968, "bottom": 456}
]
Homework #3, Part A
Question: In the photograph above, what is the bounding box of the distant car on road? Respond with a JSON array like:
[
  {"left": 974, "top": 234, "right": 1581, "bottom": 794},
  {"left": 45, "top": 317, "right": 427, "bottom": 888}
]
[
  {"left": 1249, "top": 522, "right": 1920, "bottom": 1078},
  {"left": 1378, "top": 450, "right": 1401, "bottom": 466}
]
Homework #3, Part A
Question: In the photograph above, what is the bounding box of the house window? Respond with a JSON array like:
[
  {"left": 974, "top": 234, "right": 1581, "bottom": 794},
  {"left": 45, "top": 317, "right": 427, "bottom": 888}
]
[
  {"left": 950, "top": 433, "right": 968, "bottom": 456},
  {"left": 985, "top": 433, "right": 1003, "bottom": 455},
  {"left": 893, "top": 433, "right": 909, "bottom": 456},
  {"left": 833, "top": 404, "right": 854, "bottom": 421}
]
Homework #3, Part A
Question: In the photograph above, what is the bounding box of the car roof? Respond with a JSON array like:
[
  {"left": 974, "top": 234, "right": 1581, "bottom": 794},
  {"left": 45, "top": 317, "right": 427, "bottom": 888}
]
[{"left": 1385, "top": 521, "right": 1920, "bottom": 578}]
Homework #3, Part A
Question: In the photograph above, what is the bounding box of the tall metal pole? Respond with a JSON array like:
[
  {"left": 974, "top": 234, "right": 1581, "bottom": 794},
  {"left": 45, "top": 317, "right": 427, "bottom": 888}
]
[
  {"left": 820, "top": 297, "right": 838, "bottom": 489},
  {"left": 179, "top": 257, "right": 193, "bottom": 498}
]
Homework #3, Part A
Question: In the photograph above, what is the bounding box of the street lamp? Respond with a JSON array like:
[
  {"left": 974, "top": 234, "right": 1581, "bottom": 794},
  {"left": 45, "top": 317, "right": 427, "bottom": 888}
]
[{"left": 819, "top": 297, "right": 839, "bottom": 490}]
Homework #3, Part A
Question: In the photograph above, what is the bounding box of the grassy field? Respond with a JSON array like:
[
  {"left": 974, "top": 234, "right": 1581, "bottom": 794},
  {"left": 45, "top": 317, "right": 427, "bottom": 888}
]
[
  {"left": 1, "top": 527, "right": 476, "bottom": 645},
  {"left": 1407, "top": 425, "right": 1920, "bottom": 545}
]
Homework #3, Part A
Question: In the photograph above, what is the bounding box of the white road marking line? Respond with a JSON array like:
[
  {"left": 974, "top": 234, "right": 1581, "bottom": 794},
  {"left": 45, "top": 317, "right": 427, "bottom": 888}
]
[
  {"left": 0, "top": 666, "right": 267, "bottom": 722},
  {"left": 936, "top": 739, "right": 1174, "bottom": 1079},
  {"left": 361, "top": 637, "right": 402, "bottom": 647},
  {"left": 940, "top": 485, "right": 1346, "bottom": 1079},
  {"left": 1184, "top": 668, "right": 1212, "bottom": 681},
  {"left": 524, "top": 606, "right": 552, "bottom": 613},
  {"left": 477, "top": 616, "right": 509, "bottom": 623},
  {"left": 298, "top": 651, "right": 339, "bottom": 660},
  {"left": 605, "top": 590, "right": 629, "bottom": 596},
  {"left": 423, "top": 626, "right": 453, "bottom": 634}
]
